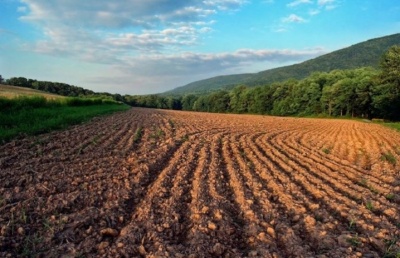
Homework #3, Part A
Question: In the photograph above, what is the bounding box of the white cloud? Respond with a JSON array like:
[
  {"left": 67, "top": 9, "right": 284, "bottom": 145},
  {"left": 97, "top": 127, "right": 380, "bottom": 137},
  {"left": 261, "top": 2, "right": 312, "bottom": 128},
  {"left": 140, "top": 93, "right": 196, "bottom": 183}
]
[
  {"left": 287, "top": 0, "right": 313, "bottom": 8},
  {"left": 309, "top": 9, "right": 320, "bottom": 15},
  {"left": 18, "top": 0, "right": 247, "bottom": 53},
  {"left": 317, "top": 0, "right": 337, "bottom": 11},
  {"left": 204, "top": 0, "right": 248, "bottom": 10},
  {"left": 282, "top": 14, "right": 307, "bottom": 23},
  {"left": 317, "top": 0, "right": 335, "bottom": 6},
  {"left": 18, "top": 0, "right": 241, "bottom": 59},
  {"left": 324, "top": 5, "right": 337, "bottom": 10}
]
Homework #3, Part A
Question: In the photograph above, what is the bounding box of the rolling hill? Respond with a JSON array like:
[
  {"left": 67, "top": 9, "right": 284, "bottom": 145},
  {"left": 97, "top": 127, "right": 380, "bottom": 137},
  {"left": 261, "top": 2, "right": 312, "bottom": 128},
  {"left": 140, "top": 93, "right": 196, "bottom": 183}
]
[
  {"left": 164, "top": 33, "right": 400, "bottom": 95},
  {"left": 0, "top": 84, "right": 65, "bottom": 99}
]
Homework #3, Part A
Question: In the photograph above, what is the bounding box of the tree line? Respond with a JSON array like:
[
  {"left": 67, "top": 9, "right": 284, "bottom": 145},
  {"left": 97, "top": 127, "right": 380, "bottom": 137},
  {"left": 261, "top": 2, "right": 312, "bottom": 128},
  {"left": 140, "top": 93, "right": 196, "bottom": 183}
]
[
  {"left": 1, "top": 77, "right": 124, "bottom": 101},
  {"left": 125, "top": 46, "right": 400, "bottom": 121}
]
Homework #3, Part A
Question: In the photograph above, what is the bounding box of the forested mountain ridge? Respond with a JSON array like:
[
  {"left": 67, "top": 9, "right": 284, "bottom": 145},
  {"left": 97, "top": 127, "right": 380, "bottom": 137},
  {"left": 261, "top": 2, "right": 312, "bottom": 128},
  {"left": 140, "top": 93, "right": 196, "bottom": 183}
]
[
  {"left": 165, "top": 33, "right": 400, "bottom": 95},
  {"left": 163, "top": 73, "right": 253, "bottom": 95}
]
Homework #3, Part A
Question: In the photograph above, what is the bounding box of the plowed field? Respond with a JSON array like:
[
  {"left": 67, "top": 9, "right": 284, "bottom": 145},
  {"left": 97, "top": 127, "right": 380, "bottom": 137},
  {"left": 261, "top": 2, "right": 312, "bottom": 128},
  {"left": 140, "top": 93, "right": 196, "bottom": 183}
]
[{"left": 1, "top": 108, "right": 399, "bottom": 257}]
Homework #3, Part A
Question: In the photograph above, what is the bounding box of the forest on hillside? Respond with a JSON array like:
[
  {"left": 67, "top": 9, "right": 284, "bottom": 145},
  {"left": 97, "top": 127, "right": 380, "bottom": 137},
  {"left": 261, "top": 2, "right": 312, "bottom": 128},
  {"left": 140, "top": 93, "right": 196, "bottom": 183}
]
[
  {"left": 165, "top": 33, "right": 400, "bottom": 95},
  {"left": 125, "top": 45, "right": 400, "bottom": 121}
]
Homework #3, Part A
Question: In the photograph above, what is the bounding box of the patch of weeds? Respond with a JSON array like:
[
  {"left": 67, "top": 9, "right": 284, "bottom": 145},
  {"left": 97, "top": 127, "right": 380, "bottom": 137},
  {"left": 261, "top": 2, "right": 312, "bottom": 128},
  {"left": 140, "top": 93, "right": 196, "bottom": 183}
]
[
  {"left": 43, "top": 218, "right": 54, "bottom": 233},
  {"left": 369, "top": 186, "right": 380, "bottom": 195},
  {"left": 383, "top": 237, "right": 400, "bottom": 258},
  {"left": 150, "top": 127, "right": 164, "bottom": 141},
  {"left": 359, "top": 178, "right": 380, "bottom": 194},
  {"left": 42, "top": 214, "right": 66, "bottom": 237},
  {"left": 347, "top": 234, "right": 361, "bottom": 247},
  {"left": 381, "top": 152, "right": 397, "bottom": 165},
  {"left": 20, "top": 208, "right": 28, "bottom": 224},
  {"left": 19, "top": 233, "right": 44, "bottom": 257},
  {"left": 386, "top": 193, "right": 395, "bottom": 202},
  {"left": 134, "top": 126, "right": 143, "bottom": 144},
  {"left": 359, "top": 177, "right": 368, "bottom": 187},
  {"left": 348, "top": 219, "right": 357, "bottom": 231},
  {"left": 365, "top": 200, "right": 375, "bottom": 211},
  {"left": 180, "top": 134, "right": 189, "bottom": 143},
  {"left": 8, "top": 212, "right": 16, "bottom": 235},
  {"left": 322, "top": 146, "right": 332, "bottom": 154},
  {"left": 91, "top": 134, "right": 101, "bottom": 145}
]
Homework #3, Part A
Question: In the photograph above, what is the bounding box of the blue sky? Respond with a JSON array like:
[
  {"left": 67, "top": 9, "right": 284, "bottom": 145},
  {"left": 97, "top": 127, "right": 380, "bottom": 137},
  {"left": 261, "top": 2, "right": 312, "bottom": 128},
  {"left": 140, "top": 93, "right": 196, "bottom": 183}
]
[{"left": 0, "top": 0, "right": 399, "bottom": 95}]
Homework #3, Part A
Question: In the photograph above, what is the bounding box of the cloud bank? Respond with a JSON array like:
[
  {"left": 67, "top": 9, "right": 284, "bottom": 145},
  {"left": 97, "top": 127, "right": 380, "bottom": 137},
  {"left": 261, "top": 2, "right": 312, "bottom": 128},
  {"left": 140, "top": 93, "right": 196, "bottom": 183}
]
[{"left": 15, "top": 0, "right": 326, "bottom": 94}]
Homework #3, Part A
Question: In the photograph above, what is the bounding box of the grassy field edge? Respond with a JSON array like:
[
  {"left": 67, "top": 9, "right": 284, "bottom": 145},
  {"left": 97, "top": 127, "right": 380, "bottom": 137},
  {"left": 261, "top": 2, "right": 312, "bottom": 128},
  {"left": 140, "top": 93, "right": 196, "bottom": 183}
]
[{"left": 0, "top": 97, "right": 130, "bottom": 143}]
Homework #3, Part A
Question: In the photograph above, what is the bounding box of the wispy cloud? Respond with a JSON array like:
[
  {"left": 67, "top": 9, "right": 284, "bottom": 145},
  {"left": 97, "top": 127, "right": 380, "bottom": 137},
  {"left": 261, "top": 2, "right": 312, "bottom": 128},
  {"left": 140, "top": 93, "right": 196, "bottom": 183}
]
[
  {"left": 18, "top": 0, "right": 248, "bottom": 59},
  {"left": 274, "top": 0, "right": 338, "bottom": 32},
  {"left": 287, "top": 0, "right": 313, "bottom": 8},
  {"left": 282, "top": 14, "right": 307, "bottom": 23},
  {"left": 317, "top": 0, "right": 335, "bottom": 5},
  {"left": 317, "top": 0, "right": 337, "bottom": 10},
  {"left": 309, "top": 9, "right": 320, "bottom": 15}
]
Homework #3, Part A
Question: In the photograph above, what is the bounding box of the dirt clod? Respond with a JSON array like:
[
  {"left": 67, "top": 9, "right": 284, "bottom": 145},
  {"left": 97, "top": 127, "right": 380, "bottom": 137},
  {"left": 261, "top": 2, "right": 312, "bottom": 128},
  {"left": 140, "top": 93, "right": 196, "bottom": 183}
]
[{"left": 100, "top": 228, "right": 119, "bottom": 237}]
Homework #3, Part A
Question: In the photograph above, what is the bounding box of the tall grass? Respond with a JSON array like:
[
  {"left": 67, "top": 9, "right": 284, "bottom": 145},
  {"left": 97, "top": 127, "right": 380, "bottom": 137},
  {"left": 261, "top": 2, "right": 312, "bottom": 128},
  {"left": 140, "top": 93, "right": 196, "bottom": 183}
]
[
  {"left": 0, "top": 96, "right": 129, "bottom": 143},
  {"left": 384, "top": 122, "right": 400, "bottom": 132}
]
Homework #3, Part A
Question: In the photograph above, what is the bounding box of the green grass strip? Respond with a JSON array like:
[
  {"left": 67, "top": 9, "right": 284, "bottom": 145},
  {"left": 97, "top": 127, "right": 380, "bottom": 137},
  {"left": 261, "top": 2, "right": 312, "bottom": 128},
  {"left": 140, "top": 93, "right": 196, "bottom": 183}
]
[
  {"left": 383, "top": 122, "right": 400, "bottom": 132},
  {"left": 0, "top": 103, "right": 130, "bottom": 143}
]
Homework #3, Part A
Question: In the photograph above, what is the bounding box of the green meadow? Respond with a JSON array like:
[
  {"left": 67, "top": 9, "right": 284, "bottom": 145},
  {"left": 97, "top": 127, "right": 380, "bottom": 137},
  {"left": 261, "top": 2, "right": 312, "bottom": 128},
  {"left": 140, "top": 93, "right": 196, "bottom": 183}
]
[{"left": 0, "top": 96, "right": 129, "bottom": 143}]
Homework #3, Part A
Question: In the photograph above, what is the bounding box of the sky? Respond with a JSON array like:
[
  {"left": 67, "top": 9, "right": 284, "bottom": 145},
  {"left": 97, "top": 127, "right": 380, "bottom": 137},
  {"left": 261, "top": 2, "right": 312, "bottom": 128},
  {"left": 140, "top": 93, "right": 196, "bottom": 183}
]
[{"left": 0, "top": 0, "right": 399, "bottom": 95}]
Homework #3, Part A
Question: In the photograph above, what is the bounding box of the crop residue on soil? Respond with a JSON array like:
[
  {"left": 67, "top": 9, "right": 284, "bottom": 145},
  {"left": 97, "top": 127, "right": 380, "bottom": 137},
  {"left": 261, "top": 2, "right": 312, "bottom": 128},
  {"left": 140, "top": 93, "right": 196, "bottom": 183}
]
[{"left": 0, "top": 108, "right": 399, "bottom": 257}]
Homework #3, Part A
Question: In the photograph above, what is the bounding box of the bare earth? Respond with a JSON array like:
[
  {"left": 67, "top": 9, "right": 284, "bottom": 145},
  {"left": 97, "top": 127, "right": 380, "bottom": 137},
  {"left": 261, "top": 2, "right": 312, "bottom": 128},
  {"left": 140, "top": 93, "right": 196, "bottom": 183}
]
[{"left": 0, "top": 108, "right": 399, "bottom": 257}]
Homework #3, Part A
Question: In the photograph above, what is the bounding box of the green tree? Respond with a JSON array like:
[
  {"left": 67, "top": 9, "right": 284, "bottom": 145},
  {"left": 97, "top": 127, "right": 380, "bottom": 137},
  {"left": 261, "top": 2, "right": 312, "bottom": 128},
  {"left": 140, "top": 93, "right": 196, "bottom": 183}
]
[
  {"left": 229, "top": 85, "right": 247, "bottom": 113},
  {"left": 6, "top": 77, "right": 30, "bottom": 87},
  {"left": 209, "top": 91, "right": 230, "bottom": 113},
  {"left": 247, "top": 86, "right": 274, "bottom": 114},
  {"left": 166, "top": 97, "right": 182, "bottom": 110},
  {"left": 181, "top": 94, "right": 198, "bottom": 111},
  {"left": 373, "top": 45, "right": 400, "bottom": 120},
  {"left": 193, "top": 95, "right": 211, "bottom": 112},
  {"left": 353, "top": 68, "right": 377, "bottom": 119}
]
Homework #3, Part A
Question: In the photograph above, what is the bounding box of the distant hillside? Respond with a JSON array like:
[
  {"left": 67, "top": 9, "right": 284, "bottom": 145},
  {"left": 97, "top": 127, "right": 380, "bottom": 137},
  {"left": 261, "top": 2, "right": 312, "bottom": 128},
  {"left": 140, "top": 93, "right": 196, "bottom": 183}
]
[
  {"left": 165, "top": 33, "right": 400, "bottom": 95},
  {"left": 164, "top": 73, "right": 253, "bottom": 95},
  {"left": 0, "top": 84, "right": 65, "bottom": 99}
]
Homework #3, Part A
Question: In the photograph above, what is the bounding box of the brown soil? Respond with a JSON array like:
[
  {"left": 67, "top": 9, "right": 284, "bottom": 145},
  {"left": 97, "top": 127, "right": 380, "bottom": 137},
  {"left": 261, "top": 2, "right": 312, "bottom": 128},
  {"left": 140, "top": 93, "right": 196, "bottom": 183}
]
[{"left": 0, "top": 108, "right": 399, "bottom": 257}]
